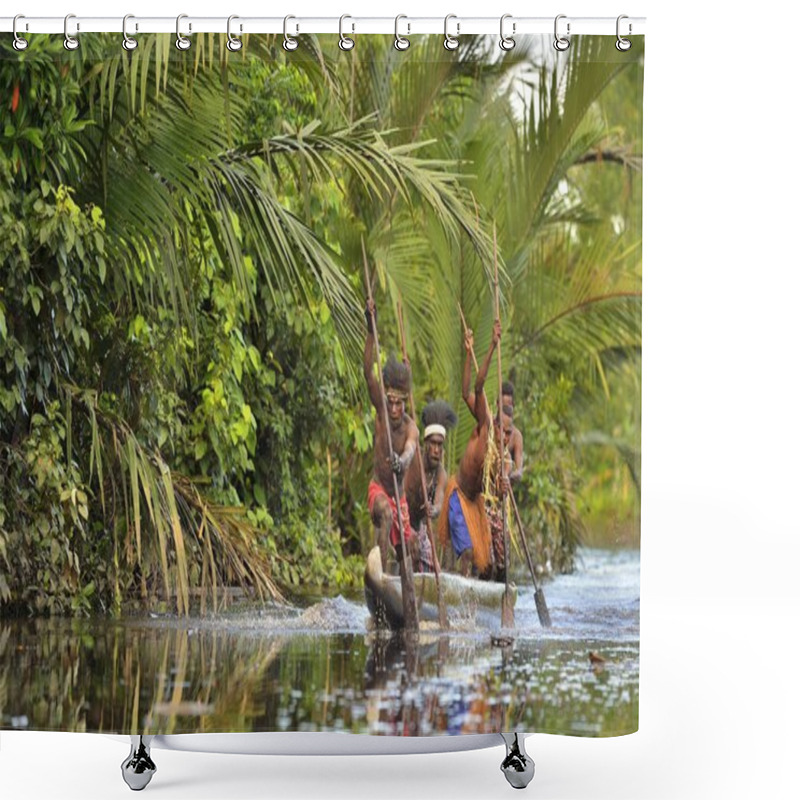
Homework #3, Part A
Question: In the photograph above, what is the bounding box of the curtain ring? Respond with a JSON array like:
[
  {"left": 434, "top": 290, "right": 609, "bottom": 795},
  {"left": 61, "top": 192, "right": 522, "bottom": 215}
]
[
  {"left": 227, "top": 15, "right": 243, "bottom": 52},
  {"left": 553, "top": 14, "right": 570, "bottom": 51},
  {"left": 339, "top": 15, "right": 355, "bottom": 51},
  {"left": 64, "top": 13, "right": 80, "bottom": 51},
  {"left": 283, "top": 15, "right": 298, "bottom": 51},
  {"left": 443, "top": 14, "right": 459, "bottom": 51},
  {"left": 499, "top": 14, "right": 515, "bottom": 51},
  {"left": 175, "top": 13, "right": 191, "bottom": 51},
  {"left": 616, "top": 15, "right": 632, "bottom": 51},
  {"left": 122, "top": 14, "right": 138, "bottom": 51},
  {"left": 12, "top": 15, "right": 29, "bottom": 51},
  {"left": 394, "top": 15, "right": 410, "bottom": 51}
]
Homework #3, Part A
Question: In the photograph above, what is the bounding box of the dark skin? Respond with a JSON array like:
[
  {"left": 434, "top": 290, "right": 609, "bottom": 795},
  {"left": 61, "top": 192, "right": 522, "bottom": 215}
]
[
  {"left": 454, "top": 320, "right": 501, "bottom": 575},
  {"left": 404, "top": 433, "right": 447, "bottom": 531},
  {"left": 493, "top": 412, "right": 515, "bottom": 493},
  {"left": 364, "top": 300, "right": 419, "bottom": 567}
]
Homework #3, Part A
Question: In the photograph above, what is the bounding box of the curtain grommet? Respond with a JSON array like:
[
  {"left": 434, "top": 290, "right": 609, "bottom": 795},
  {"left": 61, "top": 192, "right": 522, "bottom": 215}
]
[
  {"left": 175, "top": 13, "right": 191, "bottom": 51},
  {"left": 499, "top": 14, "right": 516, "bottom": 51},
  {"left": 616, "top": 15, "right": 632, "bottom": 51},
  {"left": 443, "top": 14, "right": 459, "bottom": 51},
  {"left": 394, "top": 15, "right": 410, "bottom": 51},
  {"left": 339, "top": 14, "right": 355, "bottom": 51},
  {"left": 283, "top": 15, "right": 299, "bottom": 51},
  {"left": 553, "top": 14, "right": 570, "bottom": 51},
  {"left": 227, "top": 15, "right": 243, "bottom": 52},
  {"left": 122, "top": 14, "right": 138, "bottom": 51},
  {"left": 64, "top": 13, "right": 80, "bottom": 51},
  {"left": 12, "top": 15, "right": 29, "bottom": 51}
]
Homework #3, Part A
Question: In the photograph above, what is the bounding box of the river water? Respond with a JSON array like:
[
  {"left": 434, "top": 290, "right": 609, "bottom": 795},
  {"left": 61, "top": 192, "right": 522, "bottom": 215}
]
[{"left": 0, "top": 547, "right": 638, "bottom": 738}]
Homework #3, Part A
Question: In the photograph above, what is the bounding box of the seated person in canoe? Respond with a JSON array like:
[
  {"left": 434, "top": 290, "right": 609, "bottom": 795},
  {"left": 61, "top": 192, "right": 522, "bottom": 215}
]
[{"left": 404, "top": 400, "right": 457, "bottom": 573}]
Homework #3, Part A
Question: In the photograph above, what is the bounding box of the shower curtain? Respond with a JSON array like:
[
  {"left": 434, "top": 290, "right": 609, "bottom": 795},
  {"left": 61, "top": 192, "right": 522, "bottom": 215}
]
[{"left": 1, "top": 27, "right": 642, "bottom": 742}]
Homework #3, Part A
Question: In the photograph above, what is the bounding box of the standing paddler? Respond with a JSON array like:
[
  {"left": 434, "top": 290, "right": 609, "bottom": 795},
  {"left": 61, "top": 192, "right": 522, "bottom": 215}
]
[
  {"left": 438, "top": 319, "right": 501, "bottom": 578},
  {"left": 485, "top": 405, "right": 515, "bottom": 583},
  {"left": 364, "top": 300, "right": 420, "bottom": 574}
]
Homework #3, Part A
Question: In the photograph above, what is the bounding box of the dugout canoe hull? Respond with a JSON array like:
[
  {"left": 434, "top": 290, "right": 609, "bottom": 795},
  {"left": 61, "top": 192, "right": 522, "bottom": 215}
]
[{"left": 363, "top": 546, "right": 516, "bottom": 630}]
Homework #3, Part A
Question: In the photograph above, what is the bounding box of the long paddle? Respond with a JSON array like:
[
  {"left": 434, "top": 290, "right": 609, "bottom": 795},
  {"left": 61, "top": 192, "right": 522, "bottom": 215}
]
[
  {"left": 397, "top": 297, "right": 449, "bottom": 630},
  {"left": 509, "top": 488, "right": 552, "bottom": 628},
  {"left": 457, "top": 302, "right": 514, "bottom": 628},
  {"left": 492, "top": 225, "right": 515, "bottom": 630},
  {"left": 362, "top": 238, "right": 419, "bottom": 633}
]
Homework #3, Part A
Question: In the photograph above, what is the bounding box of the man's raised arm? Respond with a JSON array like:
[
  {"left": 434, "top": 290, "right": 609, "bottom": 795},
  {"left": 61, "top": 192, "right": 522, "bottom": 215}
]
[{"left": 474, "top": 319, "right": 501, "bottom": 428}]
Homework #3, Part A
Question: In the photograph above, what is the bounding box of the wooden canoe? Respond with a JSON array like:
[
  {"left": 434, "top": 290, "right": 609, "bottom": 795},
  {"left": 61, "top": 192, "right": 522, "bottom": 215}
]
[{"left": 363, "top": 546, "right": 516, "bottom": 630}]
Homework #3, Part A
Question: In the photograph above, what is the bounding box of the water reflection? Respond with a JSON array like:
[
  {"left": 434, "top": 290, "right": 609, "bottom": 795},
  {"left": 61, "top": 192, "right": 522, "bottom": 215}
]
[
  {"left": 1, "top": 548, "right": 639, "bottom": 737},
  {"left": 1, "top": 621, "right": 637, "bottom": 737}
]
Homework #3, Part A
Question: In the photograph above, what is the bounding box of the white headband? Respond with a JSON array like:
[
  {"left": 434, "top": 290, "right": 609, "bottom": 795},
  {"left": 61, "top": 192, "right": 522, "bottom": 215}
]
[{"left": 424, "top": 424, "right": 447, "bottom": 440}]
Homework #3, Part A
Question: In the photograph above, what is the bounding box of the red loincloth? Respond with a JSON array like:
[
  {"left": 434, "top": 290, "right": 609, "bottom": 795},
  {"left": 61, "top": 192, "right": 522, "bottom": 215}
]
[{"left": 368, "top": 480, "right": 414, "bottom": 548}]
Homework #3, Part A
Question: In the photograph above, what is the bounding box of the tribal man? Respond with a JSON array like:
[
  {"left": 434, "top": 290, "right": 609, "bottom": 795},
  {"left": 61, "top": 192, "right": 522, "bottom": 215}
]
[
  {"left": 485, "top": 404, "right": 515, "bottom": 583},
  {"left": 364, "top": 299, "right": 419, "bottom": 571},
  {"left": 482, "top": 382, "right": 524, "bottom": 582},
  {"left": 404, "top": 400, "right": 457, "bottom": 573},
  {"left": 502, "top": 381, "right": 524, "bottom": 485},
  {"left": 439, "top": 320, "right": 502, "bottom": 578}
]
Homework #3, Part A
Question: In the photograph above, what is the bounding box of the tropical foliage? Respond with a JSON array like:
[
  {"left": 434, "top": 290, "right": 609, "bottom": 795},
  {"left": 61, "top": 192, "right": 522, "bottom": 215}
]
[{"left": 0, "top": 33, "right": 642, "bottom": 615}]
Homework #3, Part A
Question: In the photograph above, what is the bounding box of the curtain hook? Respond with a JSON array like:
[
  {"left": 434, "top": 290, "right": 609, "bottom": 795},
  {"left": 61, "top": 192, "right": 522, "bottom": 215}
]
[
  {"left": 616, "top": 15, "right": 632, "bottom": 51},
  {"left": 339, "top": 14, "right": 355, "bottom": 51},
  {"left": 499, "top": 13, "right": 516, "bottom": 51},
  {"left": 12, "top": 14, "right": 29, "bottom": 51},
  {"left": 553, "top": 14, "right": 570, "bottom": 51},
  {"left": 122, "top": 14, "right": 138, "bottom": 51},
  {"left": 175, "top": 13, "right": 191, "bottom": 51},
  {"left": 394, "top": 14, "right": 410, "bottom": 51},
  {"left": 443, "top": 14, "right": 459, "bottom": 51},
  {"left": 64, "top": 13, "right": 80, "bottom": 51},
  {"left": 283, "top": 15, "right": 298, "bottom": 51},
  {"left": 227, "top": 15, "right": 243, "bottom": 52}
]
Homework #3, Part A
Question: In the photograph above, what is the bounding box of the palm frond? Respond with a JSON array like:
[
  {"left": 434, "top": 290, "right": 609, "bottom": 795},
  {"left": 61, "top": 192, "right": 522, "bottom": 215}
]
[{"left": 62, "top": 383, "right": 283, "bottom": 613}]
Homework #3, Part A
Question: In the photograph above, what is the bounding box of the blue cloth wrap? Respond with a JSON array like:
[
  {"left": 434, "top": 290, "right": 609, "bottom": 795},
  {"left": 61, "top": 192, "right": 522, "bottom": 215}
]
[{"left": 447, "top": 489, "right": 473, "bottom": 558}]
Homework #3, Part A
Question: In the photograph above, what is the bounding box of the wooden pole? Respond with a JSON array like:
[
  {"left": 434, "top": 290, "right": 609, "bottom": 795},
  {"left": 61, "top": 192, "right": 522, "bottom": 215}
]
[
  {"left": 397, "top": 297, "right": 449, "bottom": 630},
  {"left": 509, "top": 488, "right": 552, "bottom": 628},
  {"left": 492, "top": 224, "right": 515, "bottom": 630},
  {"left": 460, "top": 292, "right": 551, "bottom": 629},
  {"left": 362, "top": 238, "right": 419, "bottom": 632}
]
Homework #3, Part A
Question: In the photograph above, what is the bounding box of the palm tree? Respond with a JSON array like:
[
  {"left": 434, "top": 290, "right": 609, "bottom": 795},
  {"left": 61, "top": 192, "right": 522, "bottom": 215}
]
[{"left": 313, "top": 34, "right": 643, "bottom": 566}]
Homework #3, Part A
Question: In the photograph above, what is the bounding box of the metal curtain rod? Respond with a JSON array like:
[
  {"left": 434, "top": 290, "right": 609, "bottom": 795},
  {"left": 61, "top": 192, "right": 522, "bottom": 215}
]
[{"left": 0, "top": 15, "right": 645, "bottom": 36}]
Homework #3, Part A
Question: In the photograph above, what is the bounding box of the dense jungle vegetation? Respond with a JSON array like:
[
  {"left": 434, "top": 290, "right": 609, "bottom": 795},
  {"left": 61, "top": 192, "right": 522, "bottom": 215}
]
[{"left": 0, "top": 34, "right": 642, "bottom": 616}]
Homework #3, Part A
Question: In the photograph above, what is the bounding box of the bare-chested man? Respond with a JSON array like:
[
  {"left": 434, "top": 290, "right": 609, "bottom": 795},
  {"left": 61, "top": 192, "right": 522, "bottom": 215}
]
[
  {"left": 481, "top": 382, "right": 523, "bottom": 581},
  {"left": 439, "top": 320, "right": 503, "bottom": 578},
  {"left": 364, "top": 300, "right": 419, "bottom": 571},
  {"left": 404, "top": 400, "right": 457, "bottom": 573},
  {"left": 486, "top": 404, "right": 515, "bottom": 582}
]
